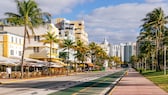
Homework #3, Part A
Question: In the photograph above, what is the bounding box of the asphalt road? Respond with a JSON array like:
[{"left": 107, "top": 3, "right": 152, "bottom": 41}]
[{"left": 0, "top": 69, "right": 122, "bottom": 95}]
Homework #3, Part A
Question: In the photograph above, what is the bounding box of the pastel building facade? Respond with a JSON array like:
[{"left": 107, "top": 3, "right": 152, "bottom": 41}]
[
  {"left": 0, "top": 27, "right": 23, "bottom": 58},
  {"left": 55, "top": 18, "right": 76, "bottom": 61},
  {"left": 0, "top": 24, "right": 60, "bottom": 62},
  {"left": 25, "top": 24, "right": 60, "bottom": 62},
  {"left": 99, "top": 38, "right": 110, "bottom": 69},
  {"left": 56, "top": 18, "right": 89, "bottom": 45},
  {"left": 71, "top": 20, "right": 89, "bottom": 45}
]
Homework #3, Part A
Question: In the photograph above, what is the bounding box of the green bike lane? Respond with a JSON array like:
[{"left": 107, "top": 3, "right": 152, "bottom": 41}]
[{"left": 49, "top": 70, "right": 126, "bottom": 95}]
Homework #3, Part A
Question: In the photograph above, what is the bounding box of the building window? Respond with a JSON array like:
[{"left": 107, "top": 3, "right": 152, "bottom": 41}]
[
  {"left": 0, "top": 26, "right": 3, "bottom": 31},
  {"left": 19, "top": 51, "right": 22, "bottom": 56},
  {"left": 19, "top": 39, "right": 21, "bottom": 44},
  {"left": 15, "top": 38, "right": 17, "bottom": 44},
  {"left": 10, "top": 50, "right": 14, "bottom": 55},
  {"left": 33, "top": 47, "right": 39, "bottom": 53},
  {"left": 55, "top": 49, "right": 57, "bottom": 53},
  {"left": 11, "top": 36, "right": 14, "bottom": 43},
  {"left": 34, "top": 36, "right": 40, "bottom": 41},
  {"left": 65, "top": 31, "right": 68, "bottom": 37}
]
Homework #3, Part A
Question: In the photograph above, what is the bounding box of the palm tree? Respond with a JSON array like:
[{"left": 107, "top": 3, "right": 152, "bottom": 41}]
[
  {"left": 61, "top": 39, "right": 75, "bottom": 75},
  {"left": 130, "top": 55, "right": 138, "bottom": 68},
  {"left": 59, "top": 52, "right": 68, "bottom": 63},
  {"left": 89, "top": 42, "right": 99, "bottom": 70},
  {"left": 89, "top": 42, "right": 98, "bottom": 63},
  {"left": 112, "top": 56, "right": 121, "bottom": 68},
  {"left": 95, "top": 46, "right": 108, "bottom": 67},
  {"left": 108, "top": 56, "right": 114, "bottom": 69},
  {"left": 79, "top": 46, "right": 89, "bottom": 71},
  {"left": 163, "top": 28, "right": 168, "bottom": 74},
  {"left": 139, "top": 41, "right": 153, "bottom": 71},
  {"left": 74, "top": 40, "right": 89, "bottom": 72},
  {"left": 141, "top": 7, "right": 168, "bottom": 71},
  {"left": 137, "top": 30, "right": 156, "bottom": 70},
  {"left": 5, "top": 0, "right": 50, "bottom": 78},
  {"left": 137, "top": 53, "right": 146, "bottom": 70},
  {"left": 43, "top": 26, "right": 59, "bottom": 75}
]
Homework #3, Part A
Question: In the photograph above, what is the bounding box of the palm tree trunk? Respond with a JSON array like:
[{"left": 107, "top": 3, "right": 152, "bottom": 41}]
[
  {"left": 82, "top": 60, "right": 85, "bottom": 72},
  {"left": 21, "top": 27, "right": 27, "bottom": 79},
  {"left": 49, "top": 42, "right": 52, "bottom": 76},
  {"left": 152, "top": 53, "right": 154, "bottom": 70},
  {"left": 164, "top": 45, "right": 167, "bottom": 75},
  {"left": 137, "top": 62, "right": 139, "bottom": 69},
  {"left": 145, "top": 57, "right": 147, "bottom": 71},
  {"left": 156, "top": 32, "right": 161, "bottom": 71},
  {"left": 67, "top": 48, "right": 70, "bottom": 75}
]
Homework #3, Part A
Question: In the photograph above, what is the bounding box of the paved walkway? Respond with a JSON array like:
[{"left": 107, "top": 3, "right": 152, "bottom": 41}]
[{"left": 110, "top": 69, "right": 168, "bottom": 95}]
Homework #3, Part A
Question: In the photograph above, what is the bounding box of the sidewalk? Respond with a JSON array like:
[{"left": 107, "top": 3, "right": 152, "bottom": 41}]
[{"left": 110, "top": 69, "right": 168, "bottom": 95}]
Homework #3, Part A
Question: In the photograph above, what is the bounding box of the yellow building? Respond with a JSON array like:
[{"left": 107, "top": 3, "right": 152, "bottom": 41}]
[
  {"left": 0, "top": 25, "right": 66, "bottom": 76},
  {"left": 0, "top": 25, "right": 60, "bottom": 62},
  {"left": 0, "top": 26, "right": 23, "bottom": 58}
]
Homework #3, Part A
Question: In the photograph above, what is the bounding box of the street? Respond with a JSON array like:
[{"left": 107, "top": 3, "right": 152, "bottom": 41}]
[{"left": 0, "top": 69, "right": 121, "bottom": 95}]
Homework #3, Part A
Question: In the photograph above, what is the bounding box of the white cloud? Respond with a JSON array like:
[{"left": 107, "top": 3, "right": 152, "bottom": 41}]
[
  {"left": 0, "top": 0, "right": 92, "bottom": 18},
  {"left": 145, "top": 0, "right": 166, "bottom": 3},
  {"left": 36, "top": 0, "right": 92, "bottom": 16},
  {"left": 81, "top": 2, "right": 168, "bottom": 44},
  {"left": 0, "top": 0, "right": 16, "bottom": 18}
]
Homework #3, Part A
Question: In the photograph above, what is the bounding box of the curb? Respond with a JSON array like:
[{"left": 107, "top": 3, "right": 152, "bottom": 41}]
[
  {"left": 0, "top": 72, "right": 95, "bottom": 84},
  {"left": 0, "top": 75, "right": 66, "bottom": 84},
  {"left": 104, "top": 71, "right": 126, "bottom": 95}
]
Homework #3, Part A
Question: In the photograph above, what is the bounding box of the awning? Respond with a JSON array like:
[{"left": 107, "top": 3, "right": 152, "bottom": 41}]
[
  {"left": 52, "top": 59, "right": 67, "bottom": 66},
  {"left": 0, "top": 56, "right": 19, "bottom": 66},
  {"left": 85, "top": 63, "right": 94, "bottom": 67}
]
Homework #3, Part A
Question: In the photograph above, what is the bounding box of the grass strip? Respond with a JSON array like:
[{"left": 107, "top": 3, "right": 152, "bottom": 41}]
[{"left": 142, "top": 70, "right": 168, "bottom": 92}]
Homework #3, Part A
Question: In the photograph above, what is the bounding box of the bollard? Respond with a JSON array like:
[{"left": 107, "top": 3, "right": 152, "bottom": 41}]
[
  {"left": 125, "top": 71, "right": 128, "bottom": 75},
  {"left": 140, "top": 69, "right": 142, "bottom": 74}
]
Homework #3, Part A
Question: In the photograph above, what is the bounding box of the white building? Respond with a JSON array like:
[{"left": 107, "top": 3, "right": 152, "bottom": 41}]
[
  {"left": 99, "top": 38, "right": 110, "bottom": 69},
  {"left": 55, "top": 18, "right": 76, "bottom": 61},
  {"left": 25, "top": 24, "right": 60, "bottom": 61},
  {"left": 120, "top": 43, "right": 125, "bottom": 62},
  {"left": 56, "top": 18, "right": 75, "bottom": 42},
  {"left": 109, "top": 43, "right": 125, "bottom": 62},
  {"left": 109, "top": 44, "right": 121, "bottom": 57},
  {"left": 99, "top": 38, "right": 110, "bottom": 55}
]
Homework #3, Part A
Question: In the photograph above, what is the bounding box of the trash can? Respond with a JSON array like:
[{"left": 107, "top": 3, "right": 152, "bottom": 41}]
[{"left": 140, "top": 69, "right": 142, "bottom": 74}]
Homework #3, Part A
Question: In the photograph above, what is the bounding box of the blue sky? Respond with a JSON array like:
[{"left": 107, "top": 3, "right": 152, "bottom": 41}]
[
  {"left": 0, "top": 0, "right": 168, "bottom": 44},
  {"left": 55, "top": 0, "right": 144, "bottom": 20}
]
